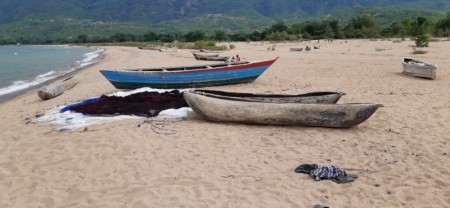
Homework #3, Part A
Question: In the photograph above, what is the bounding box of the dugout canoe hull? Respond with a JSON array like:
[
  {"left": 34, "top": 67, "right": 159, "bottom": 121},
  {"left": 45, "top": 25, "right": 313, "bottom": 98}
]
[
  {"left": 191, "top": 90, "right": 345, "bottom": 104},
  {"left": 38, "top": 76, "right": 79, "bottom": 100},
  {"left": 184, "top": 91, "right": 382, "bottom": 128}
]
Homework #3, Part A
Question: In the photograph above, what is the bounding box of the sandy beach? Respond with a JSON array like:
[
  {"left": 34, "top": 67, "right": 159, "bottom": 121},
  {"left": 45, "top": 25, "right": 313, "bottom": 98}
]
[{"left": 0, "top": 39, "right": 449, "bottom": 207}]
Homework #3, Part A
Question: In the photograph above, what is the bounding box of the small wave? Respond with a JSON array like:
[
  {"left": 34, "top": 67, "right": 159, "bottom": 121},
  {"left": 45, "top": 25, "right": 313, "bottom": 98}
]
[
  {"left": 80, "top": 48, "right": 104, "bottom": 67},
  {"left": 37, "top": 71, "right": 56, "bottom": 78},
  {"left": 0, "top": 72, "right": 58, "bottom": 96}
]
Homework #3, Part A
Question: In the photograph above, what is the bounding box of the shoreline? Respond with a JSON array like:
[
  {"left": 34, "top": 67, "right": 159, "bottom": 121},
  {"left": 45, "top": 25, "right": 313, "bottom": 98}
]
[
  {"left": 0, "top": 41, "right": 449, "bottom": 207},
  {"left": 0, "top": 47, "right": 105, "bottom": 104}
]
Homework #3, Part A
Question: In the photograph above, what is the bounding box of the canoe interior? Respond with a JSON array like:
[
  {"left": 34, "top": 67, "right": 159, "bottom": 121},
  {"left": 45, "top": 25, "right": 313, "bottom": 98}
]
[
  {"left": 194, "top": 90, "right": 343, "bottom": 98},
  {"left": 191, "top": 90, "right": 345, "bottom": 104},
  {"left": 127, "top": 61, "right": 249, "bottom": 72}
]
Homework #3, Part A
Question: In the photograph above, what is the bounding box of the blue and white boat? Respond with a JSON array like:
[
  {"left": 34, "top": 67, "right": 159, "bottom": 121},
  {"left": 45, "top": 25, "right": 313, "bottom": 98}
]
[{"left": 100, "top": 58, "right": 278, "bottom": 89}]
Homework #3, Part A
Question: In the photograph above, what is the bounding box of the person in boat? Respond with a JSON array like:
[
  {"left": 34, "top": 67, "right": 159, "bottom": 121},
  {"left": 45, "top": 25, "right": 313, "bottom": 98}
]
[
  {"left": 235, "top": 55, "right": 241, "bottom": 62},
  {"left": 230, "top": 56, "right": 235, "bottom": 62}
]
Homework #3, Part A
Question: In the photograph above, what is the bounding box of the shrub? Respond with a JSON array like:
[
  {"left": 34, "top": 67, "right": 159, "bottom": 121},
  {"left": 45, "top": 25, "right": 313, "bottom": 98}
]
[
  {"left": 415, "top": 34, "right": 429, "bottom": 47},
  {"left": 412, "top": 47, "right": 427, "bottom": 54}
]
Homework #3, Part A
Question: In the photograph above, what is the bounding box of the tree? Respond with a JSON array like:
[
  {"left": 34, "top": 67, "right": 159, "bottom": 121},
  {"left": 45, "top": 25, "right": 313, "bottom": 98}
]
[
  {"left": 229, "top": 32, "right": 248, "bottom": 41},
  {"left": 415, "top": 34, "right": 429, "bottom": 47},
  {"left": 291, "top": 20, "right": 342, "bottom": 39},
  {"left": 110, "top": 33, "right": 136, "bottom": 42},
  {"left": 265, "top": 31, "right": 292, "bottom": 41},
  {"left": 345, "top": 14, "right": 382, "bottom": 38},
  {"left": 214, "top": 30, "right": 228, "bottom": 41},
  {"left": 248, "top": 31, "right": 262, "bottom": 41},
  {"left": 77, "top": 34, "right": 88, "bottom": 43},
  {"left": 143, "top": 31, "right": 158, "bottom": 42},
  {"left": 435, "top": 13, "right": 450, "bottom": 37},
  {"left": 185, "top": 30, "right": 206, "bottom": 42},
  {"left": 389, "top": 18, "right": 412, "bottom": 38},
  {"left": 411, "top": 16, "right": 430, "bottom": 37},
  {"left": 267, "top": 22, "right": 290, "bottom": 33}
]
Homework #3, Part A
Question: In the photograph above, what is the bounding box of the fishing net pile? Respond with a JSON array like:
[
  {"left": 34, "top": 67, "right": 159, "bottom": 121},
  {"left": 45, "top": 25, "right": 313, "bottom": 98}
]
[{"left": 69, "top": 90, "right": 188, "bottom": 117}]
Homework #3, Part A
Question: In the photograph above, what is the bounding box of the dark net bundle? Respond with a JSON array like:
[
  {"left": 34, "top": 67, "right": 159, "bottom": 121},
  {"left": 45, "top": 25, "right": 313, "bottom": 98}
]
[{"left": 70, "top": 90, "right": 188, "bottom": 117}]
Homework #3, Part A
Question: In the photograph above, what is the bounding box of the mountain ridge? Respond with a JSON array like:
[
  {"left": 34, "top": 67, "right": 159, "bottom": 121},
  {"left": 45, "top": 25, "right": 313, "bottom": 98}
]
[
  {"left": 1, "top": 0, "right": 448, "bottom": 25},
  {"left": 0, "top": 0, "right": 448, "bottom": 41}
]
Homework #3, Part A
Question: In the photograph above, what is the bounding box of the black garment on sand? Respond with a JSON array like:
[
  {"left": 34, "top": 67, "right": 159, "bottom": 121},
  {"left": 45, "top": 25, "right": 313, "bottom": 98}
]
[{"left": 295, "top": 163, "right": 357, "bottom": 183}]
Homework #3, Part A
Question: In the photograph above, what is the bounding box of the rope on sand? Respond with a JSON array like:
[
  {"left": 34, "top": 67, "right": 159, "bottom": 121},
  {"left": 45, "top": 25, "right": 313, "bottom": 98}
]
[{"left": 138, "top": 117, "right": 178, "bottom": 135}]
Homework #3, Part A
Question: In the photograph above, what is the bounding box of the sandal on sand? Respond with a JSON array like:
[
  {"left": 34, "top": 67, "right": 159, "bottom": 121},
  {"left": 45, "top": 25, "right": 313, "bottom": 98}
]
[
  {"left": 331, "top": 174, "right": 358, "bottom": 184},
  {"left": 314, "top": 204, "right": 330, "bottom": 208}
]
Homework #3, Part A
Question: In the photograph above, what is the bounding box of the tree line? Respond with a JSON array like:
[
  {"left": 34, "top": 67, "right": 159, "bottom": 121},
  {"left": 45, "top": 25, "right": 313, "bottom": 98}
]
[{"left": 2, "top": 13, "right": 449, "bottom": 45}]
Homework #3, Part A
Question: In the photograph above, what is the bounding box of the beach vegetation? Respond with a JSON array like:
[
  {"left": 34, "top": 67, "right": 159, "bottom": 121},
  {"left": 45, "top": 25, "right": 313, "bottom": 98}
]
[
  {"left": 214, "top": 30, "right": 228, "bottom": 41},
  {"left": 193, "top": 41, "right": 227, "bottom": 50},
  {"left": 184, "top": 30, "right": 206, "bottom": 42},
  {"left": 414, "top": 34, "right": 429, "bottom": 47},
  {"left": 344, "top": 14, "right": 382, "bottom": 38},
  {"left": 176, "top": 41, "right": 228, "bottom": 51},
  {"left": 412, "top": 47, "right": 427, "bottom": 54},
  {"left": 434, "top": 13, "right": 450, "bottom": 37}
]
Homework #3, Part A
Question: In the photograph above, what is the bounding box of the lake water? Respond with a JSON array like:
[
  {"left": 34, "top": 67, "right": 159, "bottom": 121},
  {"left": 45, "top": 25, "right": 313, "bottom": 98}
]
[{"left": 0, "top": 45, "right": 104, "bottom": 103}]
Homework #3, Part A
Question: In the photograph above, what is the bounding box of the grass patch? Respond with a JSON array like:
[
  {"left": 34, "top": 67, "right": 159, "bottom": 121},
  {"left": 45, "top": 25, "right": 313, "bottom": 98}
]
[
  {"left": 177, "top": 41, "right": 228, "bottom": 50},
  {"left": 74, "top": 41, "right": 230, "bottom": 51},
  {"left": 412, "top": 47, "right": 427, "bottom": 54}
]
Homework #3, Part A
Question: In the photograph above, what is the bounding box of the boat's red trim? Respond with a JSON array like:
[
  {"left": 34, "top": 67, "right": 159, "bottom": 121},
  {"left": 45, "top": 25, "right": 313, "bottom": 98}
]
[{"left": 165, "top": 58, "right": 277, "bottom": 74}]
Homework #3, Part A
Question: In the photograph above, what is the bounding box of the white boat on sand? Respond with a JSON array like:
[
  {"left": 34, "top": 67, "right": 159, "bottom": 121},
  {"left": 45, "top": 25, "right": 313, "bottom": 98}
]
[{"left": 402, "top": 57, "right": 437, "bottom": 80}]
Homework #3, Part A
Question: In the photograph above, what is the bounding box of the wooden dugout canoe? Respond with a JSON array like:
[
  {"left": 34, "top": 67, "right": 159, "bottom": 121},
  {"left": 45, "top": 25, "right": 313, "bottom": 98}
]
[
  {"left": 191, "top": 90, "right": 345, "bottom": 104},
  {"left": 38, "top": 76, "right": 79, "bottom": 100},
  {"left": 184, "top": 91, "right": 383, "bottom": 128},
  {"left": 192, "top": 53, "right": 220, "bottom": 59},
  {"left": 194, "top": 55, "right": 230, "bottom": 61}
]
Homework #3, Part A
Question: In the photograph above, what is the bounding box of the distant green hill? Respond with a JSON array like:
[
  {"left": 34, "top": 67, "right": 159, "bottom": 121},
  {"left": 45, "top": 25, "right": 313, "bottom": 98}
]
[{"left": 0, "top": 0, "right": 448, "bottom": 41}]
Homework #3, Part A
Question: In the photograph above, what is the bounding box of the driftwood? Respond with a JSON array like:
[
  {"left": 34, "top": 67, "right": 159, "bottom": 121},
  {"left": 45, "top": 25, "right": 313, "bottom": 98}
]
[{"left": 38, "top": 76, "right": 79, "bottom": 100}]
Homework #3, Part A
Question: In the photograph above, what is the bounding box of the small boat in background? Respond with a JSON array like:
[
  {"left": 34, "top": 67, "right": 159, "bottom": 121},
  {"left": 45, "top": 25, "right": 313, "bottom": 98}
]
[
  {"left": 402, "top": 57, "right": 437, "bottom": 80},
  {"left": 290, "top": 48, "right": 303, "bottom": 51},
  {"left": 195, "top": 55, "right": 230, "bottom": 61},
  {"left": 191, "top": 90, "right": 345, "bottom": 104},
  {"left": 192, "top": 53, "right": 219, "bottom": 59},
  {"left": 100, "top": 58, "right": 278, "bottom": 89},
  {"left": 38, "top": 76, "right": 79, "bottom": 100},
  {"left": 184, "top": 91, "right": 382, "bottom": 128},
  {"left": 159, "top": 48, "right": 179, "bottom": 52}
]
